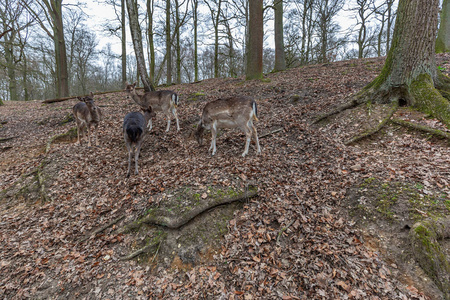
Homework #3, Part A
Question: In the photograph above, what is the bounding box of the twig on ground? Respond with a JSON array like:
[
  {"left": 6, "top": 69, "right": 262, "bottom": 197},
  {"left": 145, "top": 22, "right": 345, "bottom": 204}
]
[
  {"left": 260, "top": 128, "right": 283, "bottom": 139},
  {"left": 276, "top": 219, "right": 296, "bottom": 245}
]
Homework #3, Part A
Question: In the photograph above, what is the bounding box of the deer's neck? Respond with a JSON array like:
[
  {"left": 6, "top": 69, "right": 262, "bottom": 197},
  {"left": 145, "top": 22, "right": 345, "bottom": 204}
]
[{"left": 130, "top": 91, "right": 144, "bottom": 106}]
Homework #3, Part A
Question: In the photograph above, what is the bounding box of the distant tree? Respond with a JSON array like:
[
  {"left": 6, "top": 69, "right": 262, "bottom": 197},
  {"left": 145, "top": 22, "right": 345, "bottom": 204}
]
[
  {"left": 351, "top": 0, "right": 377, "bottom": 58},
  {"left": 436, "top": 0, "right": 450, "bottom": 53},
  {"left": 126, "top": 0, "right": 154, "bottom": 91},
  {"left": 374, "top": 0, "right": 395, "bottom": 56},
  {"left": 174, "top": 0, "right": 189, "bottom": 84},
  {"left": 246, "top": 0, "right": 263, "bottom": 80},
  {"left": 0, "top": 0, "right": 30, "bottom": 100},
  {"left": 146, "top": 0, "right": 155, "bottom": 82},
  {"left": 23, "top": 0, "right": 70, "bottom": 97},
  {"left": 192, "top": 0, "right": 199, "bottom": 81},
  {"left": 273, "top": 0, "right": 286, "bottom": 71},
  {"left": 165, "top": 0, "right": 172, "bottom": 85},
  {"left": 99, "top": 0, "right": 127, "bottom": 88},
  {"left": 314, "top": 0, "right": 344, "bottom": 63},
  {"left": 205, "top": 0, "right": 224, "bottom": 78}
]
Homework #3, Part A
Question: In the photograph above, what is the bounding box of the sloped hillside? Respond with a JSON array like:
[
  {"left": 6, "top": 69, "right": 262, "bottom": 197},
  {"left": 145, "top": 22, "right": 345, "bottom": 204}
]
[{"left": 1, "top": 55, "right": 449, "bottom": 299}]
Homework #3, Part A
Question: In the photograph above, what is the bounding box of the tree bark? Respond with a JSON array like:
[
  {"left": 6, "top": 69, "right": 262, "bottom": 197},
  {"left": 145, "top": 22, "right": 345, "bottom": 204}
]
[
  {"left": 121, "top": 0, "right": 127, "bottom": 88},
  {"left": 246, "top": 0, "right": 263, "bottom": 80},
  {"left": 165, "top": 0, "right": 172, "bottom": 85},
  {"left": 126, "top": 0, "right": 154, "bottom": 92},
  {"left": 356, "top": 0, "right": 450, "bottom": 127},
  {"left": 147, "top": 0, "right": 155, "bottom": 83},
  {"left": 51, "top": 0, "right": 69, "bottom": 98},
  {"left": 436, "top": 0, "right": 450, "bottom": 53},
  {"left": 273, "top": 0, "right": 286, "bottom": 72},
  {"left": 192, "top": 0, "right": 199, "bottom": 82}
]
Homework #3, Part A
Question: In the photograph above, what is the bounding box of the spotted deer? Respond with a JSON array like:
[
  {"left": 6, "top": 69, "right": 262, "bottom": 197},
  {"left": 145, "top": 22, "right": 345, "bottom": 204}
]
[
  {"left": 124, "top": 82, "right": 180, "bottom": 132},
  {"left": 194, "top": 96, "right": 261, "bottom": 157},
  {"left": 123, "top": 106, "right": 156, "bottom": 177},
  {"left": 72, "top": 92, "right": 103, "bottom": 147}
]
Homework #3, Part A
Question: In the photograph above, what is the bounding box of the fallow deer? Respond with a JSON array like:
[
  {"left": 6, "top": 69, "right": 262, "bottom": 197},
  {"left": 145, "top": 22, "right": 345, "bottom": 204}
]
[
  {"left": 72, "top": 92, "right": 103, "bottom": 147},
  {"left": 194, "top": 96, "right": 261, "bottom": 157},
  {"left": 124, "top": 82, "right": 180, "bottom": 132},
  {"left": 123, "top": 105, "right": 156, "bottom": 177}
]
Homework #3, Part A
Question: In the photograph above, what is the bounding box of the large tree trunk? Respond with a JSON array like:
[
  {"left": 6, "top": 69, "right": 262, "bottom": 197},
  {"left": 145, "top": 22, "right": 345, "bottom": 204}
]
[
  {"left": 246, "top": 0, "right": 263, "bottom": 80},
  {"left": 357, "top": 0, "right": 450, "bottom": 127},
  {"left": 52, "top": 0, "right": 69, "bottom": 98},
  {"left": 273, "top": 0, "right": 286, "bottom": 72},
  {"left": 436, "top": 0, "right": 450, "bottom": 53},
  {"left": 126, "top": 0, "right": 154, "bottom": 92}
]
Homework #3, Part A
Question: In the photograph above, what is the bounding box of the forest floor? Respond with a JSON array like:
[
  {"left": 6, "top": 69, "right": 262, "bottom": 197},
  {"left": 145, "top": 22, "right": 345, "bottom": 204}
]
[{"left": 1, "top": 54, "right": 450, "bottom": 299}]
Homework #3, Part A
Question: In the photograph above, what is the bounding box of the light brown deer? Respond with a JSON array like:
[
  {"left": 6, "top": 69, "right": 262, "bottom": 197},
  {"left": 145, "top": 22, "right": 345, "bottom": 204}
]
[
  {"left": 124, "top": 82, "right": 180, "bottom": 132},
  {"left": 123, "top": 106, "right": 156, "bottom": 177},
  {"left": 194, "top": 96, "right": 261, "bottom": 157},
  {"left": 72, "top": 92, "right": 103, "bottom": 147}
]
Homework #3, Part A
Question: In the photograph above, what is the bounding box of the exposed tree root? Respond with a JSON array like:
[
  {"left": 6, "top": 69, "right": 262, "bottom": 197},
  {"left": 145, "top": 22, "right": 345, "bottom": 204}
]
[
  {"left": 344, "top": 102, "right": 399, "bottom": 145},
  {"left": 120, "top": 236, "right": 163, "bottom": 261},
  {"left": 45, "top": 127, "right": 77, "bottom": 154},
  {"left": 78, "top": 215, "right": 125, "bottom": 243},
  {"left": 312, "top": 97, "right": 362, "bottom": 124},
  {"left": 410, "top": 218, "right": 450, "bottom": 299},
  {"left": 391, "top": 118, "right": 450, "bottom": 140},
  {"left": 0, "top": 136, "right": 16, "bottom": 143},
  {"left": 122, "top": 186, "right": 258, "bottom": 230}
]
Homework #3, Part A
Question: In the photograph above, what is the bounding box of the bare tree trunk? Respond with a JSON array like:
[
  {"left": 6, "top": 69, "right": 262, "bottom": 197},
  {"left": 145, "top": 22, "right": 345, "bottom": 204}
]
[
  {"left": 166, "top": 0, "right": 172, "bottom": 85},
  {"left": 246, "top": 0, "right": 263, "bottom": 80},
  {"left": 175, "top": 0, "right": 181, "bottom": 84},
  {"left": 147, "top": 0, "right": 155, "bottom": 83},
  {"left": 121, "top": 0, "right": 127, "bottom": 88},
  {"left": 192, "top": 0, "right": 199, "bottom": 81},
  {"left": 436, "top": 0, "right": 450, "bottom": 53},
  {"left": 126, "top": 0, "right": 154, "bottom": 92},
  {"left": 273, "top": 0, "right": 286, "bottom": 72}
]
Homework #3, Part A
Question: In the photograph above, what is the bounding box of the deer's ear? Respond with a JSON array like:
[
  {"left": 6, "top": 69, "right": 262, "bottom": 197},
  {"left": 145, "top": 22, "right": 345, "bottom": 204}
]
[
  {"left": 90, "top": 92, "right": 94, "bottom": 97},
  {"left": 133, "top": 82, "right": 137, "bottom": 87}
]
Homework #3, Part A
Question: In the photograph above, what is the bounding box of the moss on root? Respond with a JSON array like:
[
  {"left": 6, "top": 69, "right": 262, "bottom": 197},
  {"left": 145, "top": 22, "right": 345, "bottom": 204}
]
[
  {"left": 410, "top": 219, "right": 450, "bottom": 299},
  {"left": 410, "top": 74, "right": 450, "bottom": 128}
]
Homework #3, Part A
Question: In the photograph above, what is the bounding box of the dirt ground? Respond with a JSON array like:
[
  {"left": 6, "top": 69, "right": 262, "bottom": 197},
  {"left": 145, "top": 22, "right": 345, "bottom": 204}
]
[{"left": 1, "top": 54, "right": 450, "bottom": 299}]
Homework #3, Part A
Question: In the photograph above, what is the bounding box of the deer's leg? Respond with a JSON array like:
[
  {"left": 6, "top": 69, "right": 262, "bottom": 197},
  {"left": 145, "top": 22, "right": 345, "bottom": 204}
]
[
  {"left": 126, "top": 143, "right": 132, "bottom": 177},
  {"left": 147, "top": 119, "right": 153, "bottom": 131},
  {"left": 210, "top": 121, "right": 218, "bottom": 156},
  {"left": 94, "top": 124, "right": 99, "bottom": 146},
  {"left": 165, "top": 112, "right": 171, "bottom": 132},
  {"left": 172, "top": 107, "right": 180, "bottom": 131},
  {"left": 251, "top": 123, "right": 261, "bottom": 154},
  {"left": 76, "top": 123, "right": 82, "bottom": 145},
  {"left": 86, "top": 125, "right": 92, "bottom": 147},
  {"left": 242, "top": 125, "right": 252, "bottom": 157},
  {"left": 134, "top": 141, "right": 143, "bottom": 175}
]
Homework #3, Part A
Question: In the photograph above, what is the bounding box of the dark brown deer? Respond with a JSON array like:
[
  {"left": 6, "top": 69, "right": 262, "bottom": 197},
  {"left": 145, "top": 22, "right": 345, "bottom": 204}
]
[
  {"left": 194, "top": 96, "right": 261, "bottom": 157},
  {"left": 72, "top": 92, "right": 103, "bottom": 147},
  {"left": 123, "top": 106, "right": 156, "bottom": 177},
  {"left": 124, "top": 82, "right": 180, "bottom": 132}
]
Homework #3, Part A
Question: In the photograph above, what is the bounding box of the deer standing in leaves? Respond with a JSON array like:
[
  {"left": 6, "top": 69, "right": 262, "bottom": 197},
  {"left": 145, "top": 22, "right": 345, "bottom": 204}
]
[{"left": 72, "top": 92, "right": 102, "bottom": 147}]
